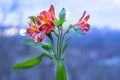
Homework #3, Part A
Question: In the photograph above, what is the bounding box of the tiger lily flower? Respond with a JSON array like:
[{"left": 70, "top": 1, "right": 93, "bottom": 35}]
[
  {"left": 27, "top": 21, "right": 46, "bottom": 42},
  {"left": 48, "top": 5, "right": 57, "bottom": 21},
  {"left": 74, "top": 11, "right": 90, "bottom": 31},
  {"left": 27, "top": 5, "right": 57, "bottom": 42},
  {"left": 37, "top": 5, "right": 57, "bottom": 33}
]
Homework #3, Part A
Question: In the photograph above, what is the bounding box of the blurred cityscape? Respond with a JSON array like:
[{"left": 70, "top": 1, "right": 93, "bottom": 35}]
[
  {"left": 1, "top": 0, "right": 120, "bottom": 80},
  {"left": 0, "top": 26, "right": 120, "bottom": 80}
]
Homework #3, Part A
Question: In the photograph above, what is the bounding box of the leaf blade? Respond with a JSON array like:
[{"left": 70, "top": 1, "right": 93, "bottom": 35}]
[
  {"left": 23, "top": 39, "right": 43, "bottom": 46},
  {"left": 41, "top": 44, "right": 53, "bottom": 53},
  {"left": 53, "top": 20, "right": 66, "bottom": 27},
  {"left": 12, "top": 53, "right": 53, "bottom": 70},
  {"left": 12, "top": 56, "right": 41, "bottom": 70},
  {"left": 64, "top": 24, "right": 73, "bottom": 34},
  {"left": 28, "top": 16, "right": 38, "bottom": 22}
]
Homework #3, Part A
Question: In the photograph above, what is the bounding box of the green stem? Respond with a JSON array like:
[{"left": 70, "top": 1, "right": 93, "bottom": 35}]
[
  {"left": 55, "top": 26, "right": 67, "bottom": 80},
  {"left": 56, "top": 60, "right": 67, "bottom": 80},
  {"left": 57, "top": 29, "right": 60, "bottom": 59},
  {"left": 48, "top": 33, "right": 57, "bottom": 60},
  {"left": 56, "top": 25, "right": 64, "bottom": 61},
  {"left": 59, "top": 27, "right": 63, "bottom": 59}
]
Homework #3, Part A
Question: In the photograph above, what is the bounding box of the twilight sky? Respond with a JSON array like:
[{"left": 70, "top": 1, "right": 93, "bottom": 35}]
[{"left": 0, "top": 0, "right": 120, "bottom": 30}]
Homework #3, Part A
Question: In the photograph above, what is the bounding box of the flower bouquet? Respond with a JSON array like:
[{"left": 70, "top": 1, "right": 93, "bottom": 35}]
[{"left": 12, "top": 5, "right": 90, "bottom": 80}]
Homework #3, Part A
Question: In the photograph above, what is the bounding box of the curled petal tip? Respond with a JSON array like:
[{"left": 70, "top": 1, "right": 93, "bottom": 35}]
[
  {"left": 83, "top": 10, "right": 86, "bottom": 14},
  {"left": 85, "top": 15, "right": 90, "bottom": 22},
  {"left": 49, "top": 5, "right": 55, "bottom": 12},
  {"left": 79, "top": 10, "right": 86, "bottom": 21},
  {"left": 74, "top": 10, "right": 90, "bottom": 32},
  {"left": 50, "top": 4, "right": 54, "bottom": 7},
  {"left": 48, "top": 4, "right": 57, "bottom": 20}
]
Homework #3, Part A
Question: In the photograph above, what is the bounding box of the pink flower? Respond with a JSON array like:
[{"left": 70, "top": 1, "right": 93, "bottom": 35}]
[
  {"left": 27, "top": 5, "right": 57, "bottom": 42},
  {"left": 74, "top": 11, "right": 90, "bottom": 31},
  {"left": 37, "top": 5, "right": 57, "bottom": 33},
  {"left": 27, "top": 21, "right": 46, "bottom": 42}
]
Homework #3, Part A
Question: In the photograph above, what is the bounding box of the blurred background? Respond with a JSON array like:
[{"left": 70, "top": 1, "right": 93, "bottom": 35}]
[{"left": 0, "top": 0, "right": 120, "bottom": 80}]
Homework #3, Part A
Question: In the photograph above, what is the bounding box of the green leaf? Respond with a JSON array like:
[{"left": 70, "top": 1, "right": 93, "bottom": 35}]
[
  {"left": 53, "top": 20, "right": 66, "bottom": 27},
  {"left": 73, "top": 26, "right": 85, "bottom": 35},
  {"left": 40, "top": 53, "right": 53, "bottom": 60},
  {"left": 28, "top": 16, "right": 38, "bottom": 23},
  {"left": 12, "top": 56, "right": 41, "bottom": 69},
  {"left": 62, "top": 36, "right": 72, "bottom": 53},
  {"left": 41, "top": 44, "right": 53, "bottom": 53},
  {"left": 12, "top": 53, "right": 52, "bottom": 70},
  {"left": 59, "top": 8, "right": 66, "bottom": 20},
  {"left": 64, "top": 24, "right": 73, "bottom": 34},
  {"left": 23, "top": 39, "right": 43, "bottom": 46},
  {"left": 56, "top": 61, "right": 67, "bottom": 80},
  {"left": 23, "top": 39, "right": 53, "bottom": 53}
]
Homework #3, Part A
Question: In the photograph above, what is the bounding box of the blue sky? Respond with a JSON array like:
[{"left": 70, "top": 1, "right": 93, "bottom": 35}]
[{"left": 0, "top": 0, "right": 120, "bottom": 30}]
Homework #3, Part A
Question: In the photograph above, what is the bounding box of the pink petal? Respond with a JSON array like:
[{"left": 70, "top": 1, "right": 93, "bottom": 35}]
[
  {"left": 85, "top": 15, "right": 90, "bottom": 22},
  {"left": 79, "top": 11, "right": 86, "bottom": 21}
]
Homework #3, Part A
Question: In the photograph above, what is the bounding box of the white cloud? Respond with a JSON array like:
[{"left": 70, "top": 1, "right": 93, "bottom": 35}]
[
  {"left": 3, "top": 12, "right": 20, "bottom": 26},
  {"left": 0, "top": 8, "right": 3, "bottom": 23}
]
